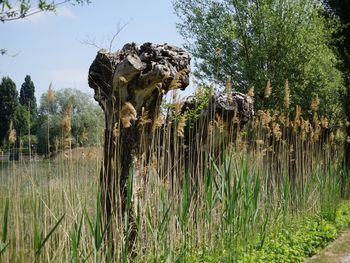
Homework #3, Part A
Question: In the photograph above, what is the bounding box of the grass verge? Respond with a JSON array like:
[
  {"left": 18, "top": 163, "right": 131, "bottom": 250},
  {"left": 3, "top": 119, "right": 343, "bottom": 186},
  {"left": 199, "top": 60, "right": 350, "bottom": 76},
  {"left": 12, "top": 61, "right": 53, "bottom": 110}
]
[{"left": 187, "top": 201, "right": 350, "bottom": 263}]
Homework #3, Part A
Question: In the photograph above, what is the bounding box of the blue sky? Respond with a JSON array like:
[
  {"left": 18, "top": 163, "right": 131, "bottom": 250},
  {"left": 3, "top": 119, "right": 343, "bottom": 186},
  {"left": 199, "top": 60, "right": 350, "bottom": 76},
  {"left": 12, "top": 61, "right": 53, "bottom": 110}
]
[{"left": 0, "top": 0, "right": 188, "bottom": 102}]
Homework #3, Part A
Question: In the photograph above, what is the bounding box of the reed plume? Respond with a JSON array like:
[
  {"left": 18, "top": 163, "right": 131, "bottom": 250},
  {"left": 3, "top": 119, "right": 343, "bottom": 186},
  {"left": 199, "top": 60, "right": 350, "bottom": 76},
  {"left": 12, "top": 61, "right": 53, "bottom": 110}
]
[
  {"left": 112, "top": 123, "right": 120, "bottom": 144},
  {"left": 215, "top": 114, "right": 226, "bottom": 133},
  {"left": 47, "top": 83, "right": 55, "bottom": 103},
  {"left": 294, "top": 105, "right": 302, "bottom": 128},
  {"left": 81, "top": 127, "right": 89, "bottom": 145},
  {"left": 247, "top": 86, "right": 254, "bottom": 97},
  {"left": 152, "top": 114, "right": 164, "bottom": 132},
  {"left": 283, "top": 79, "right": 290, "bottom": 110},
  {"left": 8, "top": 121, "right": 16, "bottom": 145},
  {"left": 62, "top": 103, "right": 73, "bottom": 150},
  {"left": 169, "top": 69, "right": 189, "bottom": 90},
  {"left": 177, "top": 114, "right": 187, "bottom": 137},
  {"left": 225, "top": 77, "right": 232, "bottom": 95},
  {"left": 138, "top": 107, "right": 152, "bottom": 127},
  {"left": 264, "top": 80, "right": 271, "bottom": 98},
  {"left": 121, "top": 102, "right": 137, "bottom": 128},
  {"left": 310, "top": 95, "right": 320, "bottom": 112}
]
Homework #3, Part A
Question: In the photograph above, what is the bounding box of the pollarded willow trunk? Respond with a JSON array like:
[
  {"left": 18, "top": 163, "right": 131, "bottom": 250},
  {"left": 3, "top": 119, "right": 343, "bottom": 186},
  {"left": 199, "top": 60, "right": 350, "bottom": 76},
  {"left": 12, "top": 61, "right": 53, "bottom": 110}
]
[
  {"left": 180, "top": 92, "right": 254, "bottom": 182},
  {"left": 88, "top": 42, "right": 191, "bottom": 253}
]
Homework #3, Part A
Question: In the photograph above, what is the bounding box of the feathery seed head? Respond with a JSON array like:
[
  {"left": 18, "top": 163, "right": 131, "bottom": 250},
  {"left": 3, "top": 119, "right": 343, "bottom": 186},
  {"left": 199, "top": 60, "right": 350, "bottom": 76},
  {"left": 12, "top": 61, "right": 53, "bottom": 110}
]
[
  {"left": 225, "top": 77, "right": 232, "bottom": 95},
  {"left": 121, "top": 102, "right": 137, "bottom": 128},
  {"left": 117, "top": 76, "right": 128, "bottom": 86},
  {"left": 62, "top": 103, "right": 73, "bottom": 138},
  {"left": 169, "top": 69, "right": 189, "bottom": 90},
  {"left": 272, "top": 122, "right": 282, "bottom": 141},
  {"left": 81, "top": 127, "right": 89, "bottom": 144},
  {"left": 177, "top": 114, "right": 187, "bottom": 137},
  {"left": 264, "top": 80, "right": 271, "bottom": 98},
  {"left": 320, "top": 116, "right": 329, "bottom": 128},
  {"left": 310, "top": 95, "right": 320, "bottom": 112},
  {"left": 195, "top": 86, "right": 204, "bottom": 98},
  {"left": 215, "top": 114, "right": 226, "bottom": 133},
  {"left": 138, "top": 107, "right": 152, "bottom": 127},
  {"left": 255, "top": 139, "right": 264, "bottom": 146},
  {"left": 112, "top": 123, "right": 120, "bottom": 143},
  {"left": 283, "top": 79, "right": 290, "bottom": 110},
  {"left": 247, "top": 86, "right": 254, "bottom": 97},
  {"left": 47, "top": 83, "right": 55, "bottom": 103},
  {"left": 8, "top": 121, "right": 16, "bottom": 145},
  {"left": 152, "top": 114, "right": 164, "bottom": 132},
  {"left": 294, "top": 105, "right": 302, "bottom": 128}
]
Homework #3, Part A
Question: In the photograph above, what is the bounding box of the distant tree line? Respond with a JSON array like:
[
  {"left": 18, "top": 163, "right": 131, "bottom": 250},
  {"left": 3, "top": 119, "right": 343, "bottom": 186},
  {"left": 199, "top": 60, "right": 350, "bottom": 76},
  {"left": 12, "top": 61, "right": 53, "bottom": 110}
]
[{"left": 0, "top": 75, "right": 104, "bottom": 155}]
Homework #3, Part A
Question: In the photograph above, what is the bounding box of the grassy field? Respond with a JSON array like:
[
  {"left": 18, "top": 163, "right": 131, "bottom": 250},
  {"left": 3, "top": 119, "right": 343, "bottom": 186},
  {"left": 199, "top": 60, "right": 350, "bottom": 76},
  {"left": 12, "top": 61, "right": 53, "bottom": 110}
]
[
  {"left": 0, "top": 151, "right": 101, "bottom": 262},
  {"left": 0, "top": 102, "right": 350, "bottom": 262}
]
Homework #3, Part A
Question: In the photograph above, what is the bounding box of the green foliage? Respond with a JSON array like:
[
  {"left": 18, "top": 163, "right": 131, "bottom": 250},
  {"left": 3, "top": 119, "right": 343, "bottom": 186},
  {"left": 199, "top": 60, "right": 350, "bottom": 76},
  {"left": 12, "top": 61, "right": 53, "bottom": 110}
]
[
  {"left": 323, "top": 0, "right": 350, "bottom": 168},
  {"left": 84, "top": 191, "right": 109, "bottom": 263},
  {"left": 34, "top": 214, "right": 65, "bottom": 256},
  {"left": 174, "top": 0, "right": 344, "bottom": 118},
  {"left": 36, "top": 88, "right": 104, "bottom": 154},
  {"left": 12, "top": 104, "right": 29, "bottom": 137},
  {"left": 0, "top": 0, "right": 91, "bottom": 22},
  {"left": 187, "top": 203, "right": 350, "bottom": 263},
  {"left": 335, "top": 202, "right": 350, "bottom": 229},
  {"left": 0, "top": 77, "right": 18, "bottom": 146},
  {"left": 19, "top": 75, "right": 37, "bottom": 117},
  {"left": 69, "top": 214, "right": 84, "bottom": 263},
  {"left": 249, "top": 218, "right": 338, "bottom": 262},
  {"left": 0, "top": 76, "right": 36, "bottom": 148},
  {"left": 185, "top": 87, "right": 211, "bottom": 124},
  {"left": 0, "top": 198, "right": 9, "bottom": 256}
]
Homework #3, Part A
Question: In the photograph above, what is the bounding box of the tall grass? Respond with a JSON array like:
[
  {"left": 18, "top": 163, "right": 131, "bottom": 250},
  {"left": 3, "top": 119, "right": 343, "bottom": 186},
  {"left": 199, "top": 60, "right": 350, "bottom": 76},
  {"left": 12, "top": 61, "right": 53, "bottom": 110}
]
[{"left": 0, "top": 88, "right": 348, "bottom": 262}]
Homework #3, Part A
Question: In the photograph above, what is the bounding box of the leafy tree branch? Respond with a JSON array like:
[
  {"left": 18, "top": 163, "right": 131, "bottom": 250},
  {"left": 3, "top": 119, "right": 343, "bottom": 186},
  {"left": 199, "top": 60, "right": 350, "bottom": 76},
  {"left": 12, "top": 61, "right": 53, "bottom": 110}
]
[{"left": 0, "top": 0, "right": 90, "bottom": 22}]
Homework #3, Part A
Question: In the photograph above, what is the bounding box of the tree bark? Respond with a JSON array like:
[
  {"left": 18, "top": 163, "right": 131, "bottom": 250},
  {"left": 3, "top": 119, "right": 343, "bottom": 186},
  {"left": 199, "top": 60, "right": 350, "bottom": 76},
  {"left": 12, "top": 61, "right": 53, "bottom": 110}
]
[
  {"left": 180, "top": 92, "right": 254, "bottom": 182},
  {"left": 88, "top": 42, "right": 191, "bottom": 254}
]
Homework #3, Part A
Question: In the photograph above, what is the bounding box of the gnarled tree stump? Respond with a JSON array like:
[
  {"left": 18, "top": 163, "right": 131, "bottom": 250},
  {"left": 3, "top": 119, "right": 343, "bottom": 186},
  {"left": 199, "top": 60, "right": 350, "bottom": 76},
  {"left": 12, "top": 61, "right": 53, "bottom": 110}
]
[
  {"left": 88, "top": 42, "right": 254, "bottom": 256},
  {"left": 88, "top": 42, "right": 191, "bottom": 253},
  {"left": 179, "top": 91, "right": 254, "bottom": 182}
]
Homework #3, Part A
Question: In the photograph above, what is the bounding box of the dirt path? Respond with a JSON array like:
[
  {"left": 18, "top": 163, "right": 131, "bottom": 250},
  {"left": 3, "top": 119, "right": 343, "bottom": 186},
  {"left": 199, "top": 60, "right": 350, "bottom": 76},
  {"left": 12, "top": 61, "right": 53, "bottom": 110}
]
[{"left": 305, "top": 230, "right": 350, "bottom": 263}]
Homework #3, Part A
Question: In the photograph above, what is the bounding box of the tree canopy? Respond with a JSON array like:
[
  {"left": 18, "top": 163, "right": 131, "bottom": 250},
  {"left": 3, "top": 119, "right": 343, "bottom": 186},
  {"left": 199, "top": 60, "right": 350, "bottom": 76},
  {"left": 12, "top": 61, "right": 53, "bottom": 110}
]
[
  {"left": 0, "top": 76, "right": 32, "bottom": 147},
  {"left": 0, "top": 77, "right": 18, "bottom": 145},
  {"left": 174, "top": 0, "right": 344, "bottom": 119},
  {"left": 0, "top": 0, "right": 90, "bottom": 22},
  {"left": 36, "top": 88, "right": 104, "bottom": 154},
  {"left": 19, "top": 75, "right": 37, "bottom": 117},
  {"left": 323, "top": 0, "right": 350, "bottom": 167},
  {"left": 323, "top": 1, "right": 350, "bottom": 116}
]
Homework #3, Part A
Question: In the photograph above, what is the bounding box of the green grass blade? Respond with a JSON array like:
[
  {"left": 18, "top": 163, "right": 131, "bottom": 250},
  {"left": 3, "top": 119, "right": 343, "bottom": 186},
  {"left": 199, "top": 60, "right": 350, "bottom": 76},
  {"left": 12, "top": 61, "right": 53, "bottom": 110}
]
[
  {"left": 1, "top": 198, "right": 9, "bottom": 244},
  {"left": 0, "top": 243, "right": 9, "bottom": 255},
  {"left": 35, "top": 214, "right": 65, "bottom": 255},
  {"left": 76, "top": 213, "right": 84, "bottom": 248}
]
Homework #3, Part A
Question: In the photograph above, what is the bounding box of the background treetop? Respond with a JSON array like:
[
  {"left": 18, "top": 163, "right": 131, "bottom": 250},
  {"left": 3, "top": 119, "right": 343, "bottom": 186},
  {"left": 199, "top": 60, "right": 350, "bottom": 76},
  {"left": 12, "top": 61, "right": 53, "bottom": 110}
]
[
  {"left": 19, "top": 75, "right": 37, "bottom": 116},
  {"left": 174, "top": 0, "right": 344, "bottom": 120}
]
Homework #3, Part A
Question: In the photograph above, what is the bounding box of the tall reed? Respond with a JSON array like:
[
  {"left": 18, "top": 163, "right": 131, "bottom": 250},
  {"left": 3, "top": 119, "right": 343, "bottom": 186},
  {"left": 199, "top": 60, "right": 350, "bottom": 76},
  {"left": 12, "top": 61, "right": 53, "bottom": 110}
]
[{"left": 0, "top": 86, "right": 347, "bottom": 262}]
